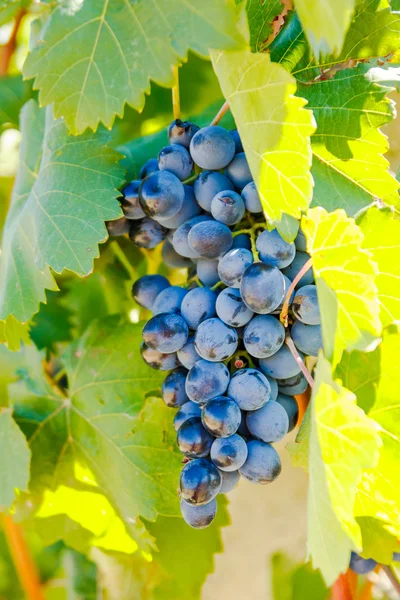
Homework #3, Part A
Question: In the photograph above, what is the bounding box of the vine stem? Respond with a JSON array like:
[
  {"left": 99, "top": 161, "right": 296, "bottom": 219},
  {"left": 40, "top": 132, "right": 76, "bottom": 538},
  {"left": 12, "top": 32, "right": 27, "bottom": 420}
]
[
  {"left": 172, "top": 65, "right": 180, "bottom": 120},
  {"left": 382, "top": 565, "right": 400, "bottom": 596},
  {"left": 331, "top": 570, "right": 358, "bottom": 600},
  {"left": 210, "top": 100, "right": 229, "bottom": 126},
  {"left": 280, "top": 257, "right": 313, "bottom": 327},
  {"left": 0, "top": 9, "right": 26, "bottom": 76},
  {"left": 285, "top": 335, "right": 315, "bottom": 389},
  {"left": 1, "top": 515, "right": 44, "bottom": 600},
  {"left": 294, "top": 386, "right": 311, "bottom": 426}
]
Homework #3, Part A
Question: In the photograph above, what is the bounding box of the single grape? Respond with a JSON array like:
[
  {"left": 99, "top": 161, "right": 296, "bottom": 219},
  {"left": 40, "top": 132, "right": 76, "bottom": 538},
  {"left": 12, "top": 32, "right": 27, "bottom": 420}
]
[
  {"left": 162, "top": 367, "right": 189, "bottom": 408},
  {"left": 158, "top": 144, "right": 193, "bottom": 180},
  {"left": 216, "top": 288, "right": 254, "bottom": 327},
  {"left": 202, "top": 396, "right": 241, "bottom": 438},
  {"left": 140, "top": 158, "right": 159, "bottom": 179},
  {"left": 194, "top": 171, "right": 235, "bottom": 212},
  {"left": 230, "top": 129, "right": 243, "bottom": 153},
  {"left": 177, "top": 336, "right": 201, "bottom": 370},
  {"left": 157, "top": 185, "right": 201, "bottom": 229},
  {"left": 107, "top": 217, "right": 131, "bottom": 236},
  {"left": 211, "top": 190, "right": 245, "bottom": 226},
  {"left": 131, "top": 274, "right": 170, "bottom": 310},
  {"left": 219, "top": 469, "right": 240, "bottom": 494},
  {"left": 240, "top": 263, "right": 285, "bottom": 314},
  {"left": 143, "top": 313, "right": 188, "bottom": 353},
  {"left": 129, "top": 218, "right": 166, "bottom": 248},
  {"left": 218, "top": 248, "right": 253, "bottom": 288},
  {"left": 275, "top": 393, "right": 299, "bottom": 432},
  {"left": 225, "top": 152, "right": 252, "bottom": 189},
  {"left": 295, "top": 229, "right": 307, "bottom": 252},
  {"left": 241, "top": 181, "right": 262, "bottom": 214},
  {"left": 277, "top": 373, "right": 308, "bottom": 396},
  {"left": 256, "top": 229, "right": 296, "bottom": 269},
  {"left": 282, "top": 251, "right": 314, "bottom": 287},
  {"left": 211, "top": 434, "right": 248, "bottom": 471},
  {"left": 273, "top": 274, "right": 295, "bottom": 314},
  {"left": 139, "top": 171, "right": 184, "bottom": 219},
  {"left": 190, "top": 126, "right": 236, "bottom": 170},
  {"left": 153, "top": 286, "right": 188, "bottom": 315},
  {"left": 180, "top": 497, "right": 216, "bottom": 529},
  {"left": 162, "top": 239, "right": 193, "bottom": 269},
  {"left": 168, "top": 119, "right": 200, "bottom": 148},
  {"left": 292, "top": 285, "right": 320, "bottom": 325},
  {"left": 188, "top": 221, "right": 233, "bottom": 259},
  {"left": 177, "top": 417, "right": 214, "bottom": 458},
  {"left": 232, "top": 233, "right": 251, "bottom": 250},
  {"left": 239, "top": 440, "right": 281, "bottom": 484},
  {"left": 246, "top": 401, "right": 289, "bottom": 443},
  {"left": 393, "top": 552, "right": 400, "bottom": 562},
  {"left": 266, "top": 375, "right": 279, "bottom": 401},
  {"left": 185, "top": 359, "right": 230, "bottom": 404},
  {"left": 181, "top": 287, "right": 217, "bottom": 330},
  {"left": 243, "top": 314, "right": 285, "bottom": 358},
  {"left": 180, "top": 458, "right": 222, "bottom": 505},
  {"left": 174, "top": 400, "right": 202, "bottom": 431},
  {"left": 259, "top": 345, "right": 304, "bottom": 379},
  {"left": 195, "top": 318, "right": 238, "bottom": 362},
  {"left": 197, "top": 259, "right": 220, "bottom": 287},
  {"left": 291, "top": 321, "right": 322, "bottom": 357},
  {"left": 173, "top": 215, "right": 213, "bottom": 259},
  {"left": 140, "top": 343, "right": 180, "bottom": 371},
  {"left": 227, "top": 368, "right": 271, "bottom": 411},
  {"left": 121, "top": 181, "right": 146, "bottom": 220},
  {"left": 349, "top": 553, "right": 377, "bottom": 575}
]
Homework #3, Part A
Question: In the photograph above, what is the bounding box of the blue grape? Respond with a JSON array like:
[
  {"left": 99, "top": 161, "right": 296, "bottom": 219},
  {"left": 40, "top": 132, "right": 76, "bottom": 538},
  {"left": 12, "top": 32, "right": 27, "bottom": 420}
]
[
  {"left": 240, "top": 263, "right": 285, "bottom": 314},
  {"left": 295, "top": 229, "right": 307, "bottom": 252},
  {"left": 143, "top": 313, "right": 188, "bottom": 353},
  {"left": 107, "top": 217, "right": 131, "bottom": 236},
  {"left": 230, "top": 129, "right": 243, "bottom": 153},
  {"left": 292, "top": 285, "right": 320, "bottom": 325},
  {"left": 232, "top": 233, "right": 251, "bottom": 250},
  {"left": 139, "top": 171, "right": 184, "bottom": 219},
  {"left": 140, "top": 158, "right": 159, "bottom": 179},
  {"left": 349, "top": 553, "right": 377, "bottom": 575},
  {"left": 162, "top": 367, "right": 189, "bottom": 408},
  {"left": 243, "top": 315, "right": 285, "bottom": 358},
  {"left": 181, "top": 287, "right": 217, "bottom": 329},
  {"left": 239, "top": 440, "right": 281, "bottom": 484},
  {"left": 197, "top": 259, "right": 220, "bottom": 287},
  {"left": 185, "top": 359, "right": 230, "bottom": 404},
  {"left": 140, "top": 343, "right": 180, "bottom": 371},
  {"left": 173, "top": 215, "right": 213, "bottom": 259},
  {"left": 218, "top": 248, "right": 253, "bottom": 288},
  {"left": 129, "top": 218, "right": 166, "bottom": 248},
  {"left": 211, "top": 434, "right": 248, "bottom": 471},
  {"left": 259, "top": 345, "right": 304, "bottom": 379},
  {"left": 180, "top": 458, "right": 222, "bottom": 505},
  {"left": 202, "top": 396, "right": 241, "bottom": 437},
  {"left": 162, "top": 239, "right": 193, "bottom": 269},
  {"left": 393, "top": 552, "right": 400, "bottom": 561},
  {"left": 256, "top": 229, "right": 296, "bottom": 269},
  {"left": 219, "top": 469, "right": 240, "bottom": 494},
  {"left": 246, "top": 401, "right": 289, "bottom": 443},
  {"left": 174, "top": 401, "right": 202, "bottom": 431},
  {"left": 177, "top": 336, "right": 201, "bottom": 369},
  {"left": 211, "top": 190, "right": 245, "bottom": 226},
  {"left": 228, "top": 368, "right": 271, "bottom": 411},
  {"left": 190, "top": 126, "right": 236, "bottom": 170},
  {"left": 194, "top": 318, "right": 238, "bottom": 362},
  {"left": 158, "top": 144, "right": 193, "bottom": 180},
  {"left": 241, "top": 181, "right": 262, "bottom": 214},
  {"left": 275, "top": 393, "right": 299, "bottom": 432},
  {"left": 266, "top": 375, "right": 279, "bottom": 401},
  {"left": 216, "top": 288, "right": 254, "bottom": 327},
  {"left": 282, "top": 251, "right": 314, "bottom": 287},
  {"left": 180, "top": 497, "right": 216, "bottom": 529},
  {"left": 194, "top": 171, "right": 235, "bottom": 212},
  {"left": 157, "top": 185, "right": 201, "bottom": 229},
  {"left": 131, "top": 274, "right": 170, "bottom": 310},
  {"left": 177, "top": 417, "right": 214, "bottom": 458},
  {"left": 225, "top": 152, "right": 252, "bottom": 189},
  {"left": 291, "top": 321, "right": 322, "bottom": 357},
  {"left": 277, "top": 373, "right": 308, "bottom": 396},
  {"left": 188, "top": 221, "right": 233, "bottom": 259},
  {"left": 168, "top": 119, "right": 200, "bottom": 148},
  {"left": 121, "top": 181, "right": 145, "bottom": 220},
  {"left": 153, "top": 286, "right": 188, "bottom": 315}
]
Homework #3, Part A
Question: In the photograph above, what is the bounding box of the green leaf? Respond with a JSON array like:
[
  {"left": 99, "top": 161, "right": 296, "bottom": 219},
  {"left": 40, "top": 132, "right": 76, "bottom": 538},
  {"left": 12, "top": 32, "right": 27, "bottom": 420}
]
[
  {"left": 0, "top": 76, "right": 33, "bottom": 130},
  {"left": 357, "top": 516, "right": 399, "bottom": 564},
  {"left": 271, "top": 552, "right": 329, "bottom": 600},
  {"left": 307, "top": 354, "right": 381, "bottom": 585},
  {"left": 335, "top": 346, "right": 381, "bottom": 414},
  {"left": 23, "top": 0, "right": 243, "bottom": 134},
  {"left": 287, "top": 404, "right": 310, "bottom": 471},
  {"left": 246, "top": 0, "right": 283, "bottom": 51},
  {"left": 30, "top": 290, "right": 74, "bottom": 352},
  {"left": 212, "top": 49, "right": 315, "bottom": 236},
  {"left": 0, "top": 100, "right": 124, "bottom": 348},
  {"left": 0, "top": 0, "right": 23, "bottom": 25},
  {"left": 358, "top": 205, "right": 400, "bottom": 326},
  {"left": 0, "top": 408, "right": 30, "bottom": 509},
  {"left": 302, "top": 207, "right": 381, "bottom": 365}
]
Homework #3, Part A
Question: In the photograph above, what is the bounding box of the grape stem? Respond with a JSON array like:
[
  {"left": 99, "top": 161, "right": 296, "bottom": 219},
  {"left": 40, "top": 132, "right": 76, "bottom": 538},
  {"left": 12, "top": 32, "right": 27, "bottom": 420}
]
[
  {"left": 182, "top": 173, "right": 198, "bottom": 185},
  {"left": 285, "top": 335, "right": 315, "bottom": 389},
  {"left": 280, "top": 257, "right": 313, "bottom": 327},
  {"left": 172, "top": 65, "right": 180, "bottom": 120},
  {"left": 0, "top": 9, "right": 26, "bottom": 75},
  {"left": 210, "top": 281, "right": 225, "bottom": 291},
  {"left": 185, "top": 275, "right": 203, "bottom": 288},
  {"left": 382, "top": 565, "right": 400, "bottom": 596},
  {"left": 210, "top": 100, "right": 230, "bottom": 126}
]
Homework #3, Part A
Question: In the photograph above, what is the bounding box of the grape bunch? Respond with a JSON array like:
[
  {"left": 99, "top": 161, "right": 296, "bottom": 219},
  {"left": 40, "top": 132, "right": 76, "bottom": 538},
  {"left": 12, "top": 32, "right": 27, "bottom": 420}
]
[{"left": 123, "top": 119, "right": 322, "bottom": 529}]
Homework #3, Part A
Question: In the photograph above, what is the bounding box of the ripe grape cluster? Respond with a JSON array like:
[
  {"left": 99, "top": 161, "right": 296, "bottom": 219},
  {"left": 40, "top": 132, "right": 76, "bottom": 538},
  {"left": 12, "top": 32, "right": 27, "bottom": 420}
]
[{"left": 118, "top": 119, "right": 322, "bottom": 529}]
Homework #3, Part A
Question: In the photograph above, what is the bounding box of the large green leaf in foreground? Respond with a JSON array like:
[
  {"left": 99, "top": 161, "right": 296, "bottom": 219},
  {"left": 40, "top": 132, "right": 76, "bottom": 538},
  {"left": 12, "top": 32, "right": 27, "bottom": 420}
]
[{"left": 0, "top": 408, "right": 30, "bottom": 509}]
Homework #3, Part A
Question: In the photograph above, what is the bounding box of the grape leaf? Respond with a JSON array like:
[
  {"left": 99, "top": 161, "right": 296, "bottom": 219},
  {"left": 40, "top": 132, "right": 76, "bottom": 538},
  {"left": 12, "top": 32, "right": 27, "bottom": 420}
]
[
  {"left": 212, "top": 49, "right": 315, "bottom": 237},
  {"left": 0, "top": 76, "right": 33, "bottom": 130},
  {"left": 0, "top": 408, "right": 30, "bottom": 509},
  {"left": 293, "top": 0, "right": 356, "bottom": 56},
  {"left": 23, "top": 0, "right": 243, "bottom": 134},
  {"left": 335, "top": 346, "right": 381, "bottom": 414},
  {"left": 357, "top": 205, "right": 400, "bottom": 326},
  {"left": 30, "top": 290, "right": 74, "bottom": 352},
  {"left": 302, "top": 207, "right": 381, "bottom": 365},
  {"left": 307, "top": 354, "right": 381, "bottom": 585},
  {"left": 357, "top": 516, "right": 399, "bottom": 564},
  {"left": 246, "top": 0, "right": 283, "bottom": 51},
  {"left": 271, "top": 552, "right": 329, "bottom": 600},
  {"left": 0, "top": 100, "right": 124, "bottom": 348}
]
